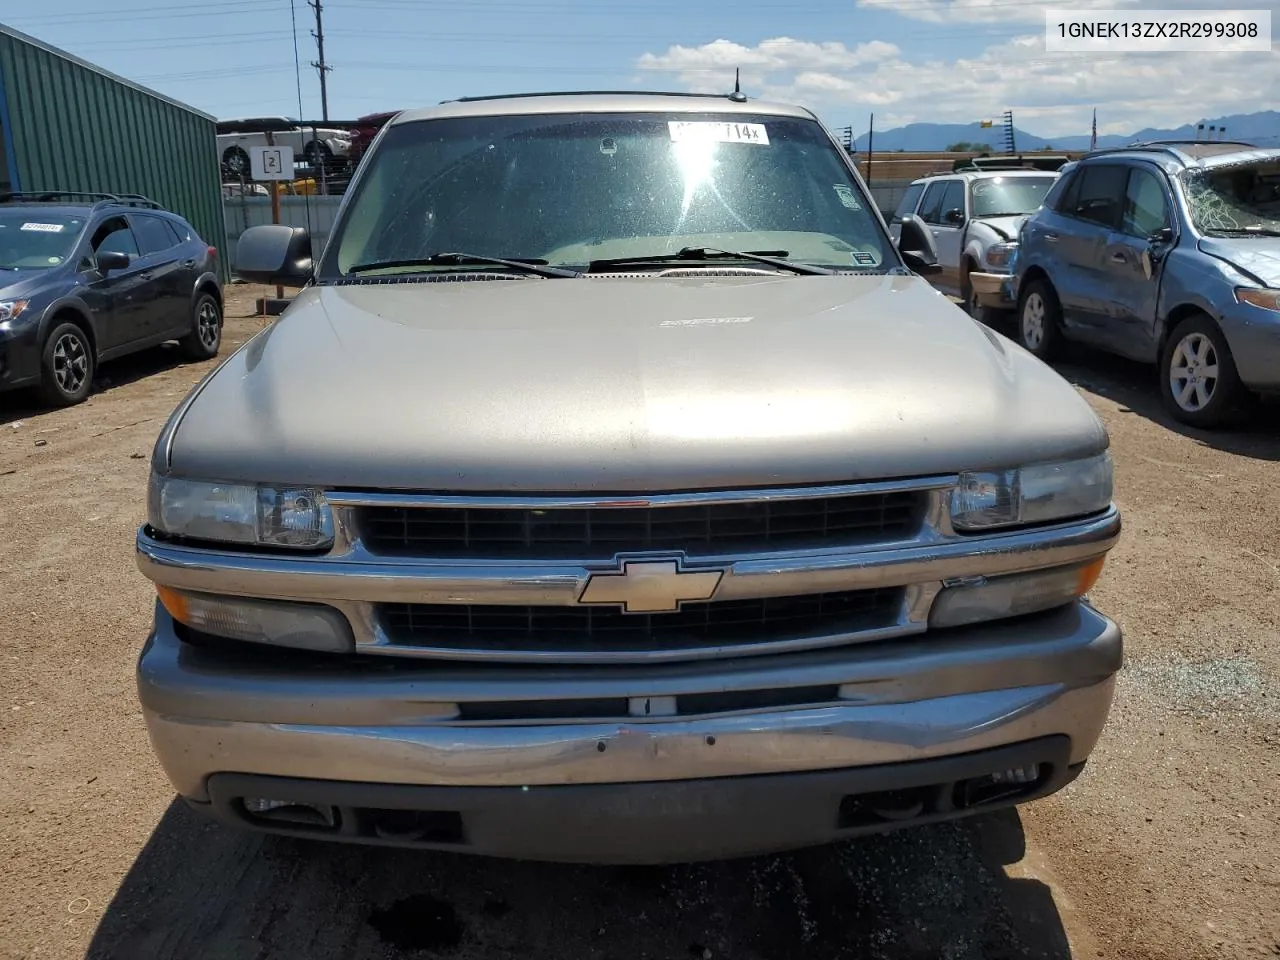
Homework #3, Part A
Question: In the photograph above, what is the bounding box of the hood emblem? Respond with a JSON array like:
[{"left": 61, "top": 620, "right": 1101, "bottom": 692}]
[{"left": 578, "top": 557, "right": 724, "bottom": 614}]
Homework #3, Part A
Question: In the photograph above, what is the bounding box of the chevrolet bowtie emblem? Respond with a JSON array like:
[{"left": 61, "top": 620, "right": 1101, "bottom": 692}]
[{"left": 578, "top": 558, "right": 725, "bottom": 614}]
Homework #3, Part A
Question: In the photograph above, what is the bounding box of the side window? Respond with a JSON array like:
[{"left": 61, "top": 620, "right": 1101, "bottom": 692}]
[
  {"left": 917, "top": 182, "right": 948, "bottom": 224},
  {"left": 133, "top": 215, "right": 178, "bottom": 256},
  {"left": 1072, "top": 165, "right": 1129, "bottom": 228},
  {"left": 90, "top": 216, "right": 139, "bottom": 259},
  {"left": 892, "top": 183, "right": 925, "bottom": 222},
  {"left": 165, "top": 220, "right": 190, "bottom": 245},
  {"left": 1122, "top": 168, "right": 1170, "bottom": 238},
  {"left": 936, "top": 180, "right": 966, "bottom": 224},
  {"left": 1045, "top": 170, "right": 1078, "bottom": 213}
]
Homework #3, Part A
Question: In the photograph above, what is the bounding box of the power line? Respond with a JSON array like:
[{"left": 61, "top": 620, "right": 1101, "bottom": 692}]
[{"left": 309, "top": 0, "right": 333, "bottom": 121}]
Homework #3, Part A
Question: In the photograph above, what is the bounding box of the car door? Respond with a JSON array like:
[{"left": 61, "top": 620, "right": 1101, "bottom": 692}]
[
  {"left": 1096, "top": 164, "right": 1174, "bottom": 361},
  {"left": 84, "top": 216, "right": 149, "bottom": 353},
  {"left": 130, "top": 214, "right": 189, "bottom": 338},
  {"left": 1048, "top": 163, "right": 1129, "bottom": 337},
  {"left": 922, "top": 179, "right": 966, "bottom": 295}
]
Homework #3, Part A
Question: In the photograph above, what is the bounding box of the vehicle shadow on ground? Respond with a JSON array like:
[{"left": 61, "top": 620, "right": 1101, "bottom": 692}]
[
  {"left": 87, "top": 800, "right": 1074, "bottom": 960},
  {"left": 0, "top": 344, "right": 188, "bottom": 427},
  {"left": 983, "top": 315, "right": 1280, "bottom": 461}
]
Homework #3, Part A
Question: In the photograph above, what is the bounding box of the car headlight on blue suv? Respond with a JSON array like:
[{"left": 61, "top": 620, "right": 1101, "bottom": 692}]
[
  {"left": 0, "top": 299, "right": 30, "bottom": 324},
  {"left": 147, "top": 475, "right": 334, "bottom": 549},
  {"left": 1235, "top": 287, "right": 1280, "bottom": 312},
  {"left": 985, "top": 243, "right": 1018, "bottom": 272},
  {"left": 950, "top": 451, "right": 1113, "bottom": 531}
]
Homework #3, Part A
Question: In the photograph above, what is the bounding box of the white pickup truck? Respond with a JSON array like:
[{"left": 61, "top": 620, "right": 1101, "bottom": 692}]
[{"left": 889, "top": 168, "right": 1061, "bottom": 318}]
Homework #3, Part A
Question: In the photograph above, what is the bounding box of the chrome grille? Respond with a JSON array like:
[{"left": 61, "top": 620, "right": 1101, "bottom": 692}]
[
  {"left": 359, "top": 491, "right": 925, "bottom": 559},
  {"left": 378, "top": 587, "right": 904, "bottom": 657}
]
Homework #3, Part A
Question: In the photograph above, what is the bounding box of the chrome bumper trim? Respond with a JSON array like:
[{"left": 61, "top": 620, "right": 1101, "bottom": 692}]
[{"left": 136, "top": 507, "right": 1120, "bottom": 608}]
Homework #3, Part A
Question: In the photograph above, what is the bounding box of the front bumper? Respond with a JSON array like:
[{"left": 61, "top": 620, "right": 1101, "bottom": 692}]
[
  {"left": 138, "top": 601, "right": 1121, "bottom": 862},
  {"left": 968, "top": 271, "right": 1017, "bottom": 309}
]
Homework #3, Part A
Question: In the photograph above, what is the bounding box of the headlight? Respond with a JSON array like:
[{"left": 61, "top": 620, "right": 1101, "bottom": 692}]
[
  {"left": 0, "top": 299, "right": 30, "bottom": 322},
  {"left": 148, "top": 475, "right": 333, "bottom": 549},
  {"left": 950, "top": 452, "right": 1113, "bottom": 531},
  {"left": 1235, "top": 287, "right": 1280, "bottom": 312},
  {"left": 985, "top": 243, "right": 1018, "bottom": 271}
]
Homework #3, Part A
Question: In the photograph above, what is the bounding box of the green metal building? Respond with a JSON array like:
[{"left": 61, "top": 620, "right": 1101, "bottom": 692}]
[{"left": 0, "top": 23, "right": 226, "bottom": 275}]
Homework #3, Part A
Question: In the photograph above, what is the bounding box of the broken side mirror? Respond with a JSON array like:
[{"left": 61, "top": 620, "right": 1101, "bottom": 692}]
[
  {"left": 897, "top": 214, "right": 942, "bottom": 275},
  {"left": 944, "top": 207, "right": 965, "bottom": 225}
]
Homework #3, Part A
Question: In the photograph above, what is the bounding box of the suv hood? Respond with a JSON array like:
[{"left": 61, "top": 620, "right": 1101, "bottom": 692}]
[
  {"left": 972, "top": 215, "right": 1027, "bottom": 242},
  {"left": 1198, "top": 236, "right": 1280, "bottom": 286},
  {"left": 165, "top": 274, "right": 1106, "bottom": 491},
  {"left": 0, "top": 268, "right": 53, "bottom": 297}
]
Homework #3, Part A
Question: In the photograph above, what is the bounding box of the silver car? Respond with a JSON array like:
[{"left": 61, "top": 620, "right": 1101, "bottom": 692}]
[
  {"left": 1014, "top": 142, "right": 1280, "bottom": 428},
  {"left": 135, "top": 92, "right": 1122, "bottom": 864}
]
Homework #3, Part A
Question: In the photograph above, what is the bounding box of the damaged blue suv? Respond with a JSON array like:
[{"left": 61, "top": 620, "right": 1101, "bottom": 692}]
[
  {"left": 0, "top": 191, "right": 223, "bottom": 407},
  {"left": 1013, "top": 142, "right": 1280, "bottom": 428}
]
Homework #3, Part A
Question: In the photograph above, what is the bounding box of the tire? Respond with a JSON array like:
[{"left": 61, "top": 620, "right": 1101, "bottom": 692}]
[
  {"left": 222, "top": 147, "right": 250, "bottom": 179},
  {"left": 179, "top": 293, "right": 222, "bottom": 361},
  {"left": 1016, "top": 278, "right": 1063, "bottom": 361},
  {"left": 37, "top": 321, "right": 95, "bottom": 407},
  {"left": 1159, "top": 313, "right": 1246, "bottom": 429}
]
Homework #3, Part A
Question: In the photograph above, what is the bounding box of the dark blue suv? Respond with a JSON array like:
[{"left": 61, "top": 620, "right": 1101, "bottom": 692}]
[{"left": 0, "top": 192, "right": 223, "bottom": 407}]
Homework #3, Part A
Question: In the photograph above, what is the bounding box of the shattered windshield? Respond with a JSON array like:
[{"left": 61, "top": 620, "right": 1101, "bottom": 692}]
[
  {"left": 969, "top": 176, "right": 1056, "bottom": 218},
  {"left": 1181, "top": 159, "right": 1280, "bottom": 234},
  {"left": 324, "top": 111, "right": 896, "bottom": 276},
  {"left": 0, "top": 212, "right": 84, "bottom": 270}
]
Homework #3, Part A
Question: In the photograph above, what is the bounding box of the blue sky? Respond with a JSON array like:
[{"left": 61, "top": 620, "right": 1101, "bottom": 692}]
[{"left": 2, "top": 0, "right": 1276, "bottom": 137}]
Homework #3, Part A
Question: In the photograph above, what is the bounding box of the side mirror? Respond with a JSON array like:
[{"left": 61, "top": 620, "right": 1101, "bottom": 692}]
[
  {"left": 897, "top": 214, "right": 942, "bottom": 275},
  {"left": 235, "top": 225, "right": 313, "bottom": 287},
  {"left": 1149, "top": 226, "right": 1175, "bottom": 246},
  {"left": 944, "top": 207, "right": 965, "bottom": 225},
  {"left": 96, "top": 250, "right": 131, "bottom": 273}
]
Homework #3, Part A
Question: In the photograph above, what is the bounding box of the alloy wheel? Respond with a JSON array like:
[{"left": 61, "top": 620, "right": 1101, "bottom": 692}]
[
  {"left": 1021, "top": 292, "right": 1046, "bottom": 348},
  {"left": 1169, "top": 332, "right": 1219, "bottom": 413},
  {"left": 53, "top": 333, "right": 89, "bottom": 395}
]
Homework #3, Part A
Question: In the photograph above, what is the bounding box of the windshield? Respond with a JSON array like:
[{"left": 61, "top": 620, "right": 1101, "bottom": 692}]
[
  {"left": 1181, "top": 159, "right": 1280, "bottom": 234},
  {"left": 324, "top": 111, "right": 896, "bottom": 276},
  {"left": 0, "top": 212, "right": 84, "bottom": 270},
  {"left": 969, "top": 176, "right": 1057, "bottom": 218}
]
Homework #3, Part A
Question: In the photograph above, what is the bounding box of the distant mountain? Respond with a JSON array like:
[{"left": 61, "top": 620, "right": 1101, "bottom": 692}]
[{"left": 850, "top": 110, "right": 1280, "bottom": 152}]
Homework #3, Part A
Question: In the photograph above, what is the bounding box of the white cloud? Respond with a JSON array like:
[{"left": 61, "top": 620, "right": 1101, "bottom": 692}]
[
  {"left": 854, "top": 0, "right": 1137, "bottom": 25},
  {"left": 635, "top": 26, "right": 1280, "bottom": 137}
]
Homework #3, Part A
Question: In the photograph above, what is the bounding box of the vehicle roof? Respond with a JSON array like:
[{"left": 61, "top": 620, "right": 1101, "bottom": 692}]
[
  {"left": 911, "top": 169, "right": 1059, "bottom": 185},
  {"left": 0, "top": 203, "right": 95, "bottom": 217},
  {"left": 1076, "top": 142, "right": 1280, "bottom": 173},
  {"left": 0, "top": 196, "right": 176, "bottom": 217},
  {"left": 392, "top": 91, "right": 815, "bottom": 125}
]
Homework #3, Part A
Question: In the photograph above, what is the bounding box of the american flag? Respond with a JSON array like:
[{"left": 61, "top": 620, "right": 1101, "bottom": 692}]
[{"left": 1090, "top": 109, "right": 1097, "bottom": 150}]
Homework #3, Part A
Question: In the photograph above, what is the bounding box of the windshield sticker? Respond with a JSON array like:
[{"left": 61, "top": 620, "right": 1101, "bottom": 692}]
[
  {"left": 668, "top": 121, "right": 769, "bottom": 146},
  {"left": 971, "top": 181, "right": 993, "bottom": 196},
  {"left": 833, "top": 185, "right": 862, "bottom": 210},
  {"left": 851, "top": 251, "right": 880, "bottom": 267},
  {"left": 21, "top": 222, "right": 65, "bottom": 233}
]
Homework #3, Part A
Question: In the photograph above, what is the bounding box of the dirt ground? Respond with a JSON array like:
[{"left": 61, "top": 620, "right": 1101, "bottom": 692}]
[{"left": 1, "top": 285, "right": 1277, "bottom": 960}]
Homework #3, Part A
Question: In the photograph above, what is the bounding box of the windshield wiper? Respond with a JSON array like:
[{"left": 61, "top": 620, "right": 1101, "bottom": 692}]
[
  {"left": 1204, "top": 227, "right": 1280, "bottom": 238},
  {"left": 348, "top": 253, "right": 581, "bottom": 278},
  {"left": 587, "top": 247, "right": 836, "bottom": 276}
]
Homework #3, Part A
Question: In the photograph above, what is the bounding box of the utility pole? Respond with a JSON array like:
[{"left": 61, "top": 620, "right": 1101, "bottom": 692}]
[{"left": 309, "top": 0, "right": 332, "bottom": 121}]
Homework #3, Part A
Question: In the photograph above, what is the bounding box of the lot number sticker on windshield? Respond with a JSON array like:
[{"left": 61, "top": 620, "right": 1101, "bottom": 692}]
[
  {"left": 21, "top": 222, "right": 65, "bottom": 233},
  {"left": 833, "top": 185, "right": 862, "bottom": 210},
  {"left": 668, "top": 121, "right": 770, "bottom": 145}
]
